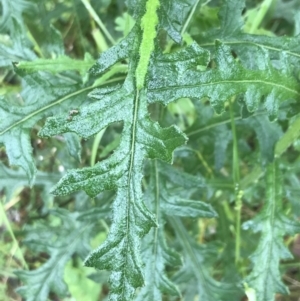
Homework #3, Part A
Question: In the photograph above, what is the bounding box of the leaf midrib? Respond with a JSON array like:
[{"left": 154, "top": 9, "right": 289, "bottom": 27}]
[
  {"left": 150, "top": 80, "right": 300, "bottom": 96},
  {"left": 199, "top": 39, "right": 300, "bottom": 60}
]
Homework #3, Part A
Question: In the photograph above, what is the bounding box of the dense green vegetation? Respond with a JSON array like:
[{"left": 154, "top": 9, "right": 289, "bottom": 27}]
[{"left": 1, "top": 0, "right": 300, "bottom": 300}]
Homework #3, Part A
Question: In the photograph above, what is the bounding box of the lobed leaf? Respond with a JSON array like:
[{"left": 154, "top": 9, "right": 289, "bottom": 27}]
[
  {"left": 89, "top": 28, "right": 137, "bottom": 76},
  {"left": 15, "top": 209, "right": 93, "bottom": 301},
  {"left": 170, "top": 217, "right": 243, "bottom": 301},
  {"left": 39, "top": 68, "right": 187, "bottom": 300},
  {"left": 148, "top": 41, "right": 300, "bottom": 118},
  {"left": 199, "top": 0, "right": 300, "bottom": 69},
  {"left": 0, "top": 0, "right": 34, "bottom": 35},
  {"left": 243, "top": 161, "right": 300, "bottom": 301},
  {"left": 244, "top": 115, "right": 283, "bottom": 164},
  {"left": 0, "top": 72, "right": 92, "bottom": 185},
  {"left": 135, "top": 160, "right": 216, "bottom": 300},
  {"left": 125, "top": 0, "right": 197, "bottom": 43},
  {"left": 0, "top": 162, "right": 60, "bottom": 205},
  {"left": 158, "top": 0, "right": 197, "bottom": 43}
]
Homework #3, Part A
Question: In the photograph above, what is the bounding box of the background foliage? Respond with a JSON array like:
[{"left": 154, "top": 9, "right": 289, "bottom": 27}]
[{"left": 1, "top": 0, "right": 300, "bottom": 300}]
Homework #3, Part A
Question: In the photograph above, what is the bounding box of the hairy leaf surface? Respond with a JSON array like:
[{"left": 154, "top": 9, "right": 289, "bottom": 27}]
[
  {"left": 125, "top": 0, "right": 196, "bottom": 43},
  {"left": 0, "top": 72, "right": 91, "bottom": 184},
  {"left": 2, "top": 0, "right": 300, "bottom": 300},
  {"left": 148, "top": 41, "right": 300, "bottom": 117},
  {"left": 39, "top": 65, "right": 187, "bottom": 300}
]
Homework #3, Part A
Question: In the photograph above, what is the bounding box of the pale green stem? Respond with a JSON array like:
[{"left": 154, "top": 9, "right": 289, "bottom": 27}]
[
  {"left": 181, "top": 0, "right": 212, "bottom": 35},
  {"left": 181, "top": 0, "right": 201, "bottom": 35},
  {"left": 80, "top": 0, "right": 116, "bottom": 45},
  {"left": 90, "top": 131, "right": 109, "bottom": 233},
  {"left": 92, "top": 64, "right": 128, "bottom": 87},
  {"left": 229, "top": 100, "right": 242, "bottom": 266},
  {"left": 90, "top": 129, "right": 106, "bottom": 167},
  {"left": 249, "top": 0, "right": 274, "bottom": 33},
  {"left": 0, "top": 199, "right": 28, "bottom": 269},
  {"left": 275, "top": 115, "right": 300, "bottom": 157},
  {"left": 26, "top": 30, "right": 44, "bottom": 58}
]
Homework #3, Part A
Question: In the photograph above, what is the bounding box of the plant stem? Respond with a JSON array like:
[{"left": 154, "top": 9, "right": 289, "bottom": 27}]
[
  {"left": 181, "top": 0, "right": 201, "bottom": 35},
  {"left": 249, "top": 0, "right": 274, "bottom": 33},
  {"left": 0, "top": 199, "right": 28, "bottom": 269},
  {"left": 181, "top": 0, "right": 212, "bottom": 35},
  {"left": 229, "top": 99, "right": 242, "bottom": 266},
  {"left": 80, "top": 0, "right": 116, "bottom": 45},
  {"left": 90, "top": 129, "right": 105, "bottom": 167}
]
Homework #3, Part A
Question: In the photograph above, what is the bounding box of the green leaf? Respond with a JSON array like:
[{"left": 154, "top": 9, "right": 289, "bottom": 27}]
[
  {"left": 136, "top": 160, "right": 216, "bottom": 300},
  {"left": 217, "top": 0, "right": 245, "bottom": 37},
  {"left": 89, "top": 29, "right": 136, "bottom": 76},
  {"left": 156, "top": 161, "right": 217, "bottom": 218},
  {"left": 15, "top": 209, "right": 93, "bottom": 301},
  {"left": 39, "top": 70, "right": 187, "bottom": 299},
  {"left": 0, "top": 0, "right": 36, "bottom": 67},
  {"left": 148, "top": 41, "right": 300, "bottom": 118},
  {"left": 0, "top": 35, "right": 36, "bottom": 68},
  {"left": 170, "top": 217, "right": 243, "bottom": 301},
  {"left": 243, "top": 161, "right": 300, "bottom": 301},
  {"left": 186, "top": 101, "right": 235, "bottom": 171},
  {"left": 38, "top": 24, "right": 65, "bottom": 57},
  {"left": 0, "top": 162, "right": 60, "bottom": 204},
  {"left": 200, "top": 0, "right": 300, "bottom": 69},
  {"left": 275, "top": 114, "right": 300, "bottom": 157},
  {"left": 0, "top": 72, "right": 91, "bottom": 185},
  {"left": 0, "top": 0, "right": 34, "bottom": 35},
  {"left": 246, "top": 115, "right": 282, "bottom": 164},
  {"left": 64, "top": 132, "right": 82, "bottom": 162},
  {"left": 135, "top": 161, "right": 181, "bottom": 300},
  {"left": 158, "top": 0, "right": 197, "bottom": 43}
]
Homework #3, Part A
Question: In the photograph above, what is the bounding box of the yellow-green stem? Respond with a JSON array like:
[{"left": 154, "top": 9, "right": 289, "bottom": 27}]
[
  {"left": 81, "top": 0, "right": 116, "bottom": 45},
  {"left": 0, "top": 199, "right": 28, "bottom": 269},
  {"left": 249, "top": 0, "right": 274, "bottom": 33},
  {"left": 90, "top": 129, "right": 106, "bottom": 167}
]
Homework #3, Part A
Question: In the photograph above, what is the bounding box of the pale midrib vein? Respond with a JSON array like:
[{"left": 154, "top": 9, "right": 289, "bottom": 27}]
[
  {"left": 0, "top": 77, "right": 124, "bottom": 136},
  {"left": 151, "top": 80, "right": 300, "bottom": 96},
  {"left": 199, "top": 39, "right": 300, "bottom": 59}
]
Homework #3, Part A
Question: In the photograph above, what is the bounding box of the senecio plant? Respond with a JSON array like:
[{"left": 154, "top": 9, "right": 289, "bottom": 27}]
[{"left": 1, "top": 0, "right": 300, "bottom": 300}]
